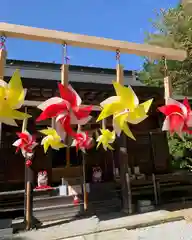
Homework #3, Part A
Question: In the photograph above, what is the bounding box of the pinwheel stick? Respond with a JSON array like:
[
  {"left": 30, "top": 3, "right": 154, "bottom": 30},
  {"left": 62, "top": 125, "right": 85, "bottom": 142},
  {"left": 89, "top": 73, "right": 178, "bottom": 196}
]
[
  {"left": 116, "top": 59, "right": 131, "bottom": 212},
  {"left": 60, "top": 58, "right": 71, "bottom": 167},
  {"left": 102, "top": 119, "right": 106, "bottom": 129},
  {"left": 22, "top": 110, "right": 33, "bottom": 230},
  {"left": 82, "top": 153, "right": 88, "bottom": 211},
  {"left": 77, "top": 124, "right": 88, "bottom": 211}
]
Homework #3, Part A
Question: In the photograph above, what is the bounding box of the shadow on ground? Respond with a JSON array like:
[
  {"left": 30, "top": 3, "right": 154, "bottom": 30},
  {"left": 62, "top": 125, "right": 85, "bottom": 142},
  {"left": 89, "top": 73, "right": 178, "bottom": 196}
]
[
  {"left": 37, "top": 211, "right": 127, "bottom": 230},
  {"left": 13, "top": 201, "right": 192, "bottom": 233}
]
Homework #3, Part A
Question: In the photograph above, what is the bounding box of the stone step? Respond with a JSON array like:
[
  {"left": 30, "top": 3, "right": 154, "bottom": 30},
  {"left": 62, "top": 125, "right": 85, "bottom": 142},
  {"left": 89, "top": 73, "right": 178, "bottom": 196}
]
[{"left": 0, "top": 228, "right": 13, "bottom": 240}]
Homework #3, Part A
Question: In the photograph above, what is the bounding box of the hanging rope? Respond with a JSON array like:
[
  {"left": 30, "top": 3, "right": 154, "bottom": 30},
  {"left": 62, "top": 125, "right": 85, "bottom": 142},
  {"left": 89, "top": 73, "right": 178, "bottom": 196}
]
[
  {"left": 0, "top": 36, "right": 6, "bottom": 50},
  {"left": 116, "top": 49, "right": 124, "bottom": 84},
  {"left": 116, "top": 49, "right": 120, "bottom": 64},
  {"left": 162, "top": 56, "right": 168, "bottom": 77},
  {"left": 62, "top": 43, "right": 70, "bottom": 64}
]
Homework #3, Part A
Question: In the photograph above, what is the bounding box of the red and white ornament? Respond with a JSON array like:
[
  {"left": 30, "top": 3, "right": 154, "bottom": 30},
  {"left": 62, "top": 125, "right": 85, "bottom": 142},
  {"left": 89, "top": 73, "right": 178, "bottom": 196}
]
[
  {"left": 71, "top": 131, "right": 93, "bottom": 152},
  {"left": 158, "top": 97, "right": 192, "bottom": 137},
  {"left": 36, "top": 83, "right": 92, "bottom": 140},
  {"left": 12, "top": 131, "right": 38, "bottom": 158}
]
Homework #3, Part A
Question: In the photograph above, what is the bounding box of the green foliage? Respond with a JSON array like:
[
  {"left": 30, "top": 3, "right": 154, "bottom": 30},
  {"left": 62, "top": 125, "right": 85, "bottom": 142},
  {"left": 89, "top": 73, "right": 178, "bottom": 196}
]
[
  {"left": 168, "top": 133, "right": 192, "bottom": 170},
  {"left": 140, "top": 4, "right": 192, "bottom": 169},
  {"left": 139, "top": 4, "right": 192, "bottom": 95}
]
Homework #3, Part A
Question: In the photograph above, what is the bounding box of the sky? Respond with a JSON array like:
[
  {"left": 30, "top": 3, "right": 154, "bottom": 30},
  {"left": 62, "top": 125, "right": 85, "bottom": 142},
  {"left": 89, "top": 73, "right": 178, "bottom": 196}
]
[{"left": 1, "top": 0, "right": 179, "bottom": 71}]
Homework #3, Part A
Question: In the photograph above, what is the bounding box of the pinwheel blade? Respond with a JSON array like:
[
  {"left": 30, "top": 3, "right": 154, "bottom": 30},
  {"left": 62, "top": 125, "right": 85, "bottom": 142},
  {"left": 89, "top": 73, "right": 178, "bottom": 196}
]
[
  {"left": 114, "top": 114, "right": 135, "bottom": 140},
  {"left": 140, "top": 99, "right": 153, "bottom": 113},
  {"left": 97, "top": 102, "right": 123, "bottom": 122},
  {"left": 113, "top": 81, "right": 139, "bottom": 110},
  {"left": 7, "top": 70, "right": 26, "bottom": 108},
  {"left": 126, "top": 105, "right": 148, "bottom": 124},
  {"left": 43, "top": 139, "right": 50, "bottom": 153}
]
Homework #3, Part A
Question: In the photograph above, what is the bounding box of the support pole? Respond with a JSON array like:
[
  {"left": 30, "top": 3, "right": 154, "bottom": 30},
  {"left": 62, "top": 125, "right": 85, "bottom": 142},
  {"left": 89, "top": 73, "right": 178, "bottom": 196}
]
[
  {"left": 61, "top": 46, "right": 70, "bottom": 167},
  {"left": 77, "top": 124, "right": 88, "bottom": 211},
  {"left": 115, "top": 51, "right": 131, "bottom": 214},
  {"left": 82, "top": 153, "right": 88, "bottom": 211},
  {"left": 23, "top": 108, "right": 33, "bottom": 230}
]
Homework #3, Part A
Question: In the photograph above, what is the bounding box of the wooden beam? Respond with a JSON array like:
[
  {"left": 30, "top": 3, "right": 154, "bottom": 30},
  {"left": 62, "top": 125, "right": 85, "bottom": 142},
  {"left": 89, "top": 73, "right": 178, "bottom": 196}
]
[
  {"left": 0, "top": 22, "right": 187, "bottom": 61},
  {"left": 0, "top": 49, "right": 6, "bottom": 79},
  {"left": 24, "top": 100, "right": 101, "bottom": 111}
]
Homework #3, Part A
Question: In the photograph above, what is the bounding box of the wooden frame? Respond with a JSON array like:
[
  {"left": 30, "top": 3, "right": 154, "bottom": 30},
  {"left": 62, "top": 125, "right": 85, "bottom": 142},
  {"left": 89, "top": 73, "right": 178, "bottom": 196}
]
[
  {"left": 0, "top": 21, "right": 188, "bottom": 223},
  {"left": 0, "top": 22, "right": 186, "bottom": 61}
]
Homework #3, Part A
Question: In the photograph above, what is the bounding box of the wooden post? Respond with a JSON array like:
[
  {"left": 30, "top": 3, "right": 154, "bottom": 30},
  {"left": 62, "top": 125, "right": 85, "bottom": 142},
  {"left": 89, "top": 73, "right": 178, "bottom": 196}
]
[
  {"left": 0, "top": 49, "right": 6, "bottom": 79},
  {"left": 61, "top": 64, "right": 69, "bottom": 86},
  {"left": 164, "top": 76, "right": 172, "bottom": 104},
  {"left": 163, "top": 57, "right": 172, "bottom": 104},
  {"left": 116, "top": 64, "right": 124, "bottom": 84},
  {"left": 61, "top": 63, "right": 70, "bottom": 167},
  {"left": 116, "top": 62, "right": 130, "bottom": 213}
]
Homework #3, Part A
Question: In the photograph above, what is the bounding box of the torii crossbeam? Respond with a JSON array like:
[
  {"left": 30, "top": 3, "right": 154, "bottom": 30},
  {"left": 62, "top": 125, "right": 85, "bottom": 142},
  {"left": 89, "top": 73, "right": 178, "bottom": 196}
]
[{"left": 0, "top": 22, "right": 187, "bottom": 61}]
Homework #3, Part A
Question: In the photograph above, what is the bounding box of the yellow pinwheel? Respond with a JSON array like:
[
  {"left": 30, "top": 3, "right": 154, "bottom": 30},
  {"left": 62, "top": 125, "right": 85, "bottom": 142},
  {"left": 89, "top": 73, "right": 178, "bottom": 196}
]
[
  {"left": 0, "top": 69, "right": 30, "bottom": 126},
  {"left": 39, "top": 127, "right": 66, "bottom": 153},
  {"left": 96, "top": 129, "right": 116, "bottom": 151},
  {"left": 97, "top": 81, "right": 153, "bottom": 140}
]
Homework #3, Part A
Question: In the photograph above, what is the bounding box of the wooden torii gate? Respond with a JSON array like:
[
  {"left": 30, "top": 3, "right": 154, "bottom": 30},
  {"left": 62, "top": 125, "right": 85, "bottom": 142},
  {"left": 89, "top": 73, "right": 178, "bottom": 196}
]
[{"left": 0, "top": 22, "right": 187, "bottom": 228}]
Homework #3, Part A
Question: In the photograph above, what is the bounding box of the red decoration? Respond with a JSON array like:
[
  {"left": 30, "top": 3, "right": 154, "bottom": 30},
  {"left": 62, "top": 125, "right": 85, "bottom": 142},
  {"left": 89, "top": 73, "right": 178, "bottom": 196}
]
[
  {"left": 158, "top": 98, "right": 192, "bottom": 137},
  {"left": 72, "top": 131, "right": 93, "bottom": 152},
  {"left": 26, "top": 159, "right": 32, "bottom": 168},
  {"left": 36, "top": 83, "right": 92, "bottom": 138},
  {"left": 73, "top": 195, "right": 80, "bottom": 205},
  {"left": 13, "top": 131, "right": 38, "bottom": 157}
]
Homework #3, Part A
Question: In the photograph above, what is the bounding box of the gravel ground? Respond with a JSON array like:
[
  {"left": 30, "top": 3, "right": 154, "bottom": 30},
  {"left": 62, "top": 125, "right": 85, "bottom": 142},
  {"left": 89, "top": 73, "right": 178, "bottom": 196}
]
[{"left": 63, "top": 220, "right": 192, "bottom": 240}]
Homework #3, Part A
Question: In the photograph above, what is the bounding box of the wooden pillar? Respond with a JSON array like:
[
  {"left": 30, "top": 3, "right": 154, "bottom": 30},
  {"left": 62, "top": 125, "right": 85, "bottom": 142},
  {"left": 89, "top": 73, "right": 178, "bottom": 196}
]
[
  {"left": 0, "top": 49, "right": 6, "bottom": 79},
  {"left": 163, "top": 57, "right": 172, "bottom": 103},
  {"left": 61, "top": 63, "right": 70, "bottom": 168},
  {"left": 116, "top": 63, "right": 130, "bottom": 213},
  {"left": 164, "top": 76, "right": 172, "bottom": 103}
]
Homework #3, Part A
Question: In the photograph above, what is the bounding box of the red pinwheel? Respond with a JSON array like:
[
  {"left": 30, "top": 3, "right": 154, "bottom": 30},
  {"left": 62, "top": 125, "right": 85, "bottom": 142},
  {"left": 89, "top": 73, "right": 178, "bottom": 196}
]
[
  {"left": 13, "top": 131, "right": 38, "bottom": 156},
  {"left": 36, "top": 83, "right": 92, "bottom": 140},
  {"left": 158, "top": 97, "right": 192, "bottom": 137},
  {"left": 71, "top": 131, "right": 93, "bottom": 152},
  {"left": 12, "top": 131, "right": 38, "bottom": 167}
]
